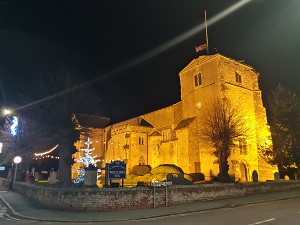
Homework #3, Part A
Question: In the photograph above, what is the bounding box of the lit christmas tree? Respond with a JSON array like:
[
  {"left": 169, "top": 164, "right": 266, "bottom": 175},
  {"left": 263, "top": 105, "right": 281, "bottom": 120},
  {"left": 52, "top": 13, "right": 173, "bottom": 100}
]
[{"left": 74, "top": 137, "right": 100, "bottom": 184}]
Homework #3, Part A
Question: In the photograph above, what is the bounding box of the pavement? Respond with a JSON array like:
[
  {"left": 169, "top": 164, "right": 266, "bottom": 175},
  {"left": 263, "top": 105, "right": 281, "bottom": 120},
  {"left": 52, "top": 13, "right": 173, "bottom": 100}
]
[{"left": 0, "top": 185, "right": 300, "bottom": 223}]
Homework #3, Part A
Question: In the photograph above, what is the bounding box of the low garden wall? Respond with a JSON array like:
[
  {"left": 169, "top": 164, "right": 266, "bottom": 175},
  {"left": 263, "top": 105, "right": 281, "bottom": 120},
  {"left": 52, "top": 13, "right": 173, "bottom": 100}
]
[
  {"left": 0, "top": 177, "right": 10, "bottom": 187},
  {"left": 1, "top": 178, "right": 300, "bottom": 211}
]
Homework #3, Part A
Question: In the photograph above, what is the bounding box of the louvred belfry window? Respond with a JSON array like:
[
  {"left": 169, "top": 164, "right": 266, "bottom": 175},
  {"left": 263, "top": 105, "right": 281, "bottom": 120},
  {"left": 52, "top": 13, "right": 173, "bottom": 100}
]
[{"left": 194, "top": 73, "right": 202, "bottom": 87}]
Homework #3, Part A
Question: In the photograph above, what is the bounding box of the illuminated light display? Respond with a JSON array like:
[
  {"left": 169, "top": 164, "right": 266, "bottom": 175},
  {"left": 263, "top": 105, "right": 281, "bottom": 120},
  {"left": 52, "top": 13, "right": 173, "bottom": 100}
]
[
  {"left": 34, "top": 145, "right": 59, "bottom": 157},
  {"left": 76, "top": 137, "right": 100, "bottom": 168},
  {"left": 10, "top": 116, "right": 18, "bottom": 136},
  {"left": 74, "top": 137, "right": 100, "bottom": 184},
  {"left": 33, "top": 156, "right": 59, "bottom": 160}
]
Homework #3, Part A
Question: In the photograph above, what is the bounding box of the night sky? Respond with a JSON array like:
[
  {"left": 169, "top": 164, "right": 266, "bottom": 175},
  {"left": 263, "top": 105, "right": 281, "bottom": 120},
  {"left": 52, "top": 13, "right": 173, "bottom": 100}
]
[{"left": 0, "top": 0, "right": 299, "bottom": 124}]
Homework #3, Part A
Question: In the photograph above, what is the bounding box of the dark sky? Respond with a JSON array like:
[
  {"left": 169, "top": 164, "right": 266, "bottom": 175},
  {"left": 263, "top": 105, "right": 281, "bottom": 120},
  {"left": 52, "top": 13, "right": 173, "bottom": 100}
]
[{"left": 0, "top": 0, "right": 300, "bottom": 124}]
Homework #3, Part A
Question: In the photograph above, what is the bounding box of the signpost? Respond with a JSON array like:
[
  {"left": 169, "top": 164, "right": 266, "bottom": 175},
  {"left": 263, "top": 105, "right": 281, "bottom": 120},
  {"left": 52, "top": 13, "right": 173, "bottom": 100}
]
[
  {"left": 151, "top": 181, "right": 172, "bottom": 186},
  {"left": 151, "top": 180, "right": 172, "bottom": 207},
  {"left": 12, "top": 156, "right": 22, "bottom": 190}
]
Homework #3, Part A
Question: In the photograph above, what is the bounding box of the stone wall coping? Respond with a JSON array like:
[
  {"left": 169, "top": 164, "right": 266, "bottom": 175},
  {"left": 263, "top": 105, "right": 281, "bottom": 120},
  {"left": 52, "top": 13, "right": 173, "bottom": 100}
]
[{"left": 9, "top": 179, "right": 300, "bottom": 193}]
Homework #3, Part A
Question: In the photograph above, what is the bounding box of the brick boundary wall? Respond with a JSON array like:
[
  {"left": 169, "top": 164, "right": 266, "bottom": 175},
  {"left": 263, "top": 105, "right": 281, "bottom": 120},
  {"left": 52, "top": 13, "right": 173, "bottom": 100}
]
[{"left": 1, "top": 178, "right": 300, "bottom": 211}]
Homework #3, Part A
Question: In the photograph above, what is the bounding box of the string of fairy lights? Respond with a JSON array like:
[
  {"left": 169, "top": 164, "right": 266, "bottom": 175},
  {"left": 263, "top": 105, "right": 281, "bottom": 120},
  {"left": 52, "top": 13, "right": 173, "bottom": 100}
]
[
  {"left": 31, "top": 140, "right": 123, "bottom": 162},
  {"left": 33, "top": 145, "right": 59, "bottom": 160},
  {"left": 4, "top": 115, "right": 120, "bottom": 162}
]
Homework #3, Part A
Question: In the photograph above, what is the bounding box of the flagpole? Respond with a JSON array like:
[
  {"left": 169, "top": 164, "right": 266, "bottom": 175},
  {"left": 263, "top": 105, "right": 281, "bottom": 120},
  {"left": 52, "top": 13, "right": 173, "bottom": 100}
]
[{"left": 205, "top": 10, "right": 209, "bottom": 55}]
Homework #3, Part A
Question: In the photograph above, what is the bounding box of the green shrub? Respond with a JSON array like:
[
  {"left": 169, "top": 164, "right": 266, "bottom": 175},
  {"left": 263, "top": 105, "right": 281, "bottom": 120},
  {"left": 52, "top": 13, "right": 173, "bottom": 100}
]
[
  {"left": 130, "top": 165, "right": 151, "bottom": 176},
  {"left": 151, "top": 164, "right": 183, "bottom": 176}
]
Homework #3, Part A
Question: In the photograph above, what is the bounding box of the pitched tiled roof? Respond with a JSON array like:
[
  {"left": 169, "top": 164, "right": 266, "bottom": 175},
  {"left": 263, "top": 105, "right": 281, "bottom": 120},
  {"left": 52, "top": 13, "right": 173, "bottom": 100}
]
[
  {"left": 139, "top": 119, "right": 154, "bottom": 127},
  {"left": 73, "top": 113, "right": 110, "bottom": 128},
  {"left": 149, "top": 131, "right": 161, "bottom": 136},
  {"left": 174, "top": 117, "right": 196, "bottom": 130}
]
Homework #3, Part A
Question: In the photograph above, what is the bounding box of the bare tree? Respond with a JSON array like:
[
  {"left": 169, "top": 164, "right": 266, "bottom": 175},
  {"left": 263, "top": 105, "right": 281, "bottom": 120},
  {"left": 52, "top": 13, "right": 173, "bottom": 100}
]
[
  {"left": 199, "top": 98, "right": 249, "bottom": 182},
  {"left": 0, "top": 118, "right": 15, "bottom": 166},
  {"left": 18, "top": 66, "right": 103, "bottom": 187}
]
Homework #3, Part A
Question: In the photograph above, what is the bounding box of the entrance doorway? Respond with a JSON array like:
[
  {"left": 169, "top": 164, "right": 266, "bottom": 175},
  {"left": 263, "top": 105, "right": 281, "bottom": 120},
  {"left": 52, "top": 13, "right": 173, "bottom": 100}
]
[{"left": 240, "top": 163, "right": 248, "bottom": 181}]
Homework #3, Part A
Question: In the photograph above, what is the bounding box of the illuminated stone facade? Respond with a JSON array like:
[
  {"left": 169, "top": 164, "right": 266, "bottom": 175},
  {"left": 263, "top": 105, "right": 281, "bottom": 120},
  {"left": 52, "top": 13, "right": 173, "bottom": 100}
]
[{"left": 73, "top": 54, "right": 277, "bottom": 181}]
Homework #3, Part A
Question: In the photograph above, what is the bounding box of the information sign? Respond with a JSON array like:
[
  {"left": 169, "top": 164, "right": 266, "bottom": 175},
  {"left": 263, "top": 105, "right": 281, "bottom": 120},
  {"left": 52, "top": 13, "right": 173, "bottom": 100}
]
[{"left": 108, "top": 160, "right": 126, "bottom": 179}]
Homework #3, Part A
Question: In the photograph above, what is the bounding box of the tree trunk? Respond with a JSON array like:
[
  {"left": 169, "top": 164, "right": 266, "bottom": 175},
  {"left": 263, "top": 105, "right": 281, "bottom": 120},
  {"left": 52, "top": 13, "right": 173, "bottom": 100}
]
[
  {"left": 218, "top": 148, "right": 231, "bottom": 183},
  {"left": 58, "top": 143, "right": 73, "bottom": 187}
]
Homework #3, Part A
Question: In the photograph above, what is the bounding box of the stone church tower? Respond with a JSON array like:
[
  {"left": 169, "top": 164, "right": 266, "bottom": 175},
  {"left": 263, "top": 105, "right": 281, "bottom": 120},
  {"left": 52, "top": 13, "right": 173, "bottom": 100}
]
[
  {"left": 178, "top": 54, "right": 277, "bottom": 181},
  {"left": 73, "top": 53, "right": 277, "bottom": 182}
]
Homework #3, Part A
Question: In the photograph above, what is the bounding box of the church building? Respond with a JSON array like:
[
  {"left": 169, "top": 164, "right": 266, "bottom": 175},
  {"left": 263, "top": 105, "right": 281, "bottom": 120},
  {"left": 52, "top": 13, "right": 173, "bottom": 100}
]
[{"left": 72, "top": 53, "right": 277, "bottom": 182}]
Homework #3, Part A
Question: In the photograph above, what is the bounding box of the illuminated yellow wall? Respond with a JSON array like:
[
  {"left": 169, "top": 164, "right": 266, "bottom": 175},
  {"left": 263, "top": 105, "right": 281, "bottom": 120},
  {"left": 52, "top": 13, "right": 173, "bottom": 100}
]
[{"left": 73, "top": 54, "right": 277, "bottom": 181}]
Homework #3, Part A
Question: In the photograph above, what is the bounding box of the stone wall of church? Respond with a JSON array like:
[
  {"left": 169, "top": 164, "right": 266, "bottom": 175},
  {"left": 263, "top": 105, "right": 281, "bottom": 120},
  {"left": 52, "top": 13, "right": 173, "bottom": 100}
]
[
  {"left": 217, "top": 57, "right": 275, "bottom": 181},
  {"left": 187, "top": 118, "right": 200, "bottom": 174},
  {"left": 219, "top": 58, "right": 261, "bottom": 181},
  {"left": 174, "top": 128, "right": 190, "bottom": 173},
  {"left": 148, "top": 134, "right": 161, "bottom": 168},
  {"left": 253, "top": 90, "right": 278, "bottom": 180},
  {"left": 225, "top": 84, "right": 260, "bottom": 181},
  {"left": 179, "top": 57, "right": 220, "bottom": 119},
  {"left": 104, "top": 125, "right": 152, "bottom": 171}
]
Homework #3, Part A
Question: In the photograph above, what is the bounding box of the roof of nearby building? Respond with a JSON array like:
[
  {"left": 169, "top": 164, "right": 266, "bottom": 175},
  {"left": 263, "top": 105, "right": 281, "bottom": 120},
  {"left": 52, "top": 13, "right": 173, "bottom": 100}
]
[
  {"left": 139, "top": 119, "right": 154, "bottom": 127},
  {"left": 149, "top": 131, "right": 161, "bottom": 136},
  {"left": 73, "top": 113, "right": 110, "bottom": 128},
  {"left": 174, "top": 117, "right": 196, "bottom": 130}
]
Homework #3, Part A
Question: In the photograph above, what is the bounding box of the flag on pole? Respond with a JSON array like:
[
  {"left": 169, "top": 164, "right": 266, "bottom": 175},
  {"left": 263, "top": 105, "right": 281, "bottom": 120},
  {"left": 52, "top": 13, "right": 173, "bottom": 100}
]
[
  {"left": 195, "top": 43, "right": 208, "bottom": 52},
  {"left": 195, "top": 10, "right": 209, "bottom": 54},
  {"left": 205, "top": 10, "right": 209, "bottom": 55}
]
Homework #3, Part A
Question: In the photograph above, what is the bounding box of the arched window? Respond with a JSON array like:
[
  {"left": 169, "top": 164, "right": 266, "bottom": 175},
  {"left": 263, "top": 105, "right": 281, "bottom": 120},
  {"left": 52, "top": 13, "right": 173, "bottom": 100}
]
[
  {"left": 194, "top": 73, "right": 202, "bottom": 87},
  {"left": 235, "top": 71, "right": 242, "bottom": 83},
  {"left": 139, "top": 137, "right": 144, "bottom": 145},
  {"left": 239, "top": 138, "right": 247, "bottom": 155}
]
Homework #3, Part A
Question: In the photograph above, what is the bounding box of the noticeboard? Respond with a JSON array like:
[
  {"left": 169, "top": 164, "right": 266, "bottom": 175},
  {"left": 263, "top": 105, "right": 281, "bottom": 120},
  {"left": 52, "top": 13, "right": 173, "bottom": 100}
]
[{"left": 108, "top": 160, "right": 126, "bottom": 179}]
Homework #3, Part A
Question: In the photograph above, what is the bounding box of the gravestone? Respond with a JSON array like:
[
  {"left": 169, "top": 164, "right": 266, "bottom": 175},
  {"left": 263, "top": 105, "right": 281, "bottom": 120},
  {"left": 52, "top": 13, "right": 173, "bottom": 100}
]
[
  {"left": 252, "top": 170, "right": 258, "bottom": 182},
  {"left": 294, "top": 172, "right": 298, "bottom": 180},
  {"left": 178, "top": 172, "right": 184, "bottom": 179},
  {"left": 167, "top": 173, "right": 173, "bottom": 180},
  {"left": 84, "top": 170, "right": 97, "bottom": 187},
  {"left": 274, "top": 172, "right": 280, "bottom": 182},
  {"left": 48, "top": 170, "right": 57, "bottom": 184},
  {"left": 34, "top": 172, "right": 40, "bottom": 181}
]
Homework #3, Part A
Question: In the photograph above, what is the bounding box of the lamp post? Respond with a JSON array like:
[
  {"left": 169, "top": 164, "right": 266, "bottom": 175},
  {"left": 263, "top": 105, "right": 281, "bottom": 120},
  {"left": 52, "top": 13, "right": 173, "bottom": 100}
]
[
  {"left": 3, "top": 109, "right": 11, "bottom": 116},
  {"left": 12, "top": 156, "right": 22, "bottom": 190}
]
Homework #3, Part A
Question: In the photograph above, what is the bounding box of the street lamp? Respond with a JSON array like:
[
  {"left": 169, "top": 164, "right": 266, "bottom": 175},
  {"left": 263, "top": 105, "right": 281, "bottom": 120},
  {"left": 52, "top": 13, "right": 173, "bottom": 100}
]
[
  {"left": 3, "top": 109, "right": 11, "bottom": 115},
  {"left": 12, "top": 156, "right": 22, "bottom": 190}
]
